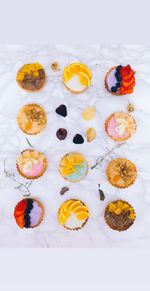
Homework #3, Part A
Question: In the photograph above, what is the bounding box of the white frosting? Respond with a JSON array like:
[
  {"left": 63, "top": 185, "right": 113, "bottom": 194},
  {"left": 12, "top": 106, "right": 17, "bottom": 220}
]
[
  {"left": 64, "top": 213, "right": 85, "bottom": 229},
  {"left": 64, "top": 75, "right": 86, "bottom": 92}
]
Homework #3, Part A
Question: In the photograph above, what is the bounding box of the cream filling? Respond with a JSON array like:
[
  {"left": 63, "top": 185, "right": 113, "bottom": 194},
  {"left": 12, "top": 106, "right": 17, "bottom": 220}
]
[
  {"left": 64, "top": 213, "right": 85, "bottom": 229},
  {"left": 65, "top": 75, "right": 86, "bottom": 92},
  {"left": 115, "top": 118, "right": 128, "bottom": 135},
  {"left": 22, "top": 158, "right": 38, "bottom": 173}
]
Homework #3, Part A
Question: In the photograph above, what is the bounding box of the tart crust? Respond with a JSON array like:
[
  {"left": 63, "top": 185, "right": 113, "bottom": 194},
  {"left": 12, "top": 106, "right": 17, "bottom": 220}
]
[
  {"left": 16, "top": 149, "right": 47, "bottom": 180},
  {"left": 106, "top": 158, "right": 137, "bottom": 188},
  {"left": 17, "top": 104, "right": 47, "bottom": 135}
]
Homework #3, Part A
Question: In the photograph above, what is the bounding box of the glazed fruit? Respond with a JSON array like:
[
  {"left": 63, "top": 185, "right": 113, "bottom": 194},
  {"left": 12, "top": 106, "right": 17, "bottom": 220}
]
[{"left": 58, "top": 199, "right": 89, "bottom": 230}]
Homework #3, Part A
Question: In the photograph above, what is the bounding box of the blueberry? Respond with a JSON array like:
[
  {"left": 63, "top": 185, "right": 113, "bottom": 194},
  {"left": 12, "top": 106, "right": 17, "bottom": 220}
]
[
  {"left": 111, "top": 86, "right": 117, "bottom": 93},
  {"left": 24, "top": 214, "right": 30, "bottom": 221},
  {"left": 116, "top": 82, "right": 121, "bottom": 88},
  {"left": 115, "top": 71, "right": 120, "bottom": 78},
  {"left": 116, "top": 65, "right": 122, "bottom": 71},
  {"left": 56, "top": 105, "right": 67, "bottom": 117},
  {"left": 116, "top": 76, "right": 122, "bottom": 82},
  {"left": 25, "top": 221, "right": 30, "bottom": 228},
  {"left": 73, "top": 134, "right": 84, "bottom": 144}
]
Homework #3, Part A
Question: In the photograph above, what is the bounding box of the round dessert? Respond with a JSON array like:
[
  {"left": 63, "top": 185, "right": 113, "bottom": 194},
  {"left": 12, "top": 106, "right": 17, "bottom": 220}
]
[
  {"left": 16, "top": 149, "right": 47, "bottom": 179},
  {"left": 104, "top": 200, "right": 136, "bottom": 231},
  {"left": 58, "top": 199, "right": 89, "bottom": 230},
  {"left": 59, "top": 152, "right": 88, "bottom": 182},
  {"left": 105, "top": 112, "right": 136, "bottom": 141},
  {"left": 14, "top": 198, "right": 44, "bottom": 229},
  {"left": 106, "top": 158, "right": 137, "bottom": 188},
  {"left": 17, "top": 104, "right": 47, "bottom": 135},
  {"left": 16, "top": 63, "right": 46, "bottom": 91},
  {"left": 105, "top": 64, "right": 135, "bottom": 95},
  {"left": 63, "top": 63, "right": 92, "bottom": 94}
]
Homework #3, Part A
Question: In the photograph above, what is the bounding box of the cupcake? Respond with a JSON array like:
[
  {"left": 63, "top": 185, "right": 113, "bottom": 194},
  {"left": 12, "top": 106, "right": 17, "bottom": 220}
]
[
  {"left": 106, "top": 158, "right": 137, "bottom": 188},
  {"left": 17, "top": 104, "right": 47, "bottom": 135},
  {"left": 105, "top": 64, "right": 135, "bottom": 95},
  {"left": 16, "top": 149, "right": 47, "bottom": 179},
  {"left": 14, "top": 198, "right": 44, "bottom": 229},
  {"left": 59, "top": 152, "right": 88, "bottom": 182},
  {"left": 16, "top": 63, "right": 46, "bottom": 91},
  {"left": 105, "top": 112, "right": 136, "bottom": 141},
  {"left": 104, "top": 200, "right": 136, "bottom": 231},
  {"left": 58, "top": 199, "right": 89, "bottom": 230},
  {"left": 63, "top": 63, "right": 92, "bottom": 94}
]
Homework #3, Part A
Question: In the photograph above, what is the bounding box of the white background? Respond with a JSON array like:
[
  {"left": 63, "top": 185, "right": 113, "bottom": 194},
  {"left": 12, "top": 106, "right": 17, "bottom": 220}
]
[{"left": 0, "top": 0, "right": 150, "bottom": 290}]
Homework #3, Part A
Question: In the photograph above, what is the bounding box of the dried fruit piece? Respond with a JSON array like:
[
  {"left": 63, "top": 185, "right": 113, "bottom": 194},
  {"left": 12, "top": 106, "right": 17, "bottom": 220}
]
[
  {"left": 56, "top": 128, "right": 67, "bottom": 140},
  {"left": 51, "top": 62, "right": 60, "bottom": 71},
  {"left": 86, "top": 128, "right": 96, "bottom": 142},
  {"left": 82, "top": 107, "right": 96, "bottom": 121},
  {"left": 127, "top": 103, "right": 135, "bottom": 112},
  {"left": 73, "top": 134, "right": 84, "bottom": 144},
  {"left": 60, "top": 187, "right": 69, "bottom": 195},
  {"left": 56, "top": 105, "right": 67, "bottom": 117}
]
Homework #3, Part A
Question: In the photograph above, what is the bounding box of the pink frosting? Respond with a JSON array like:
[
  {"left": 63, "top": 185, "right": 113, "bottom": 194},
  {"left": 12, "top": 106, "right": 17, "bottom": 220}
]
[
  {"left": 23, "top": 161, "right": 44, "bottom": 177},
  {"left": 107, "top": 116, "right": 129, "bottom": 139}
]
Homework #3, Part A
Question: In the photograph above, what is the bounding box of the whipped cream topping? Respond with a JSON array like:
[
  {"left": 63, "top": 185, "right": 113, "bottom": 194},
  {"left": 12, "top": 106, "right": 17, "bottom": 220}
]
[
  {"left": 64, "top": 75, "right": 86, "bottom": 92},
  {"left": 64, "top": 213, "right": 85, "bottom": 229}
]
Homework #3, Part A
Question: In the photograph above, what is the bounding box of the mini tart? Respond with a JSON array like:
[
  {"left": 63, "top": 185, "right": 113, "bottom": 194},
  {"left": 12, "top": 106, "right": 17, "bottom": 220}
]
[
  {"left": 16, "top": 63, "right": 46, "bottom": 91},
  {"left": 14, "top": 198, "right": 44, "bottom": 229},
  {"left": 58, "top": 199, "right": 89, "bottom": 230},
  {"left": 17, "top": 104, "right": 47, "bottom": 135},
  {"left": 104, "top": 200, "right": 136, "bottom": 231},
  {"left": 59, "top": 152, "right": 88, "bottom": 182},
  {"left": 16, "top": 149, "right": 47, "bottom": 179},
  {"left": 105, "top": 112, "right": 136, "bottom": 141},
  {"left": 63, "top": 63, "right": 92, "bottom": 94},
  {"left": 106, "top": 158, "right": 137, "bottom": 188},
  {"left": 105, "top": 65, "right": 135, "bottom": 95}
]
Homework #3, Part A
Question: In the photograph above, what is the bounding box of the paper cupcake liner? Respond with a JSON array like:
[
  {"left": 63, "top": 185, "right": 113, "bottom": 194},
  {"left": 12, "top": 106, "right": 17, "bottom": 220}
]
[
  {"left": 105, "top": 112, "right": 137, "bottom": 142},
  {"left": 104, "top": 199, "right": 136, "bottom": 232},
  {"left": 16, "top": 149, "right": 47, "bottom": 180},
  {"left": 17, "top": 103, "right": 47, "bottom": 136},
  {"left": 58, "top": 199, "right": 90, "bottom": 231},
  {"left": 106, "top": 158, "right": 137, "bottom": 189}
]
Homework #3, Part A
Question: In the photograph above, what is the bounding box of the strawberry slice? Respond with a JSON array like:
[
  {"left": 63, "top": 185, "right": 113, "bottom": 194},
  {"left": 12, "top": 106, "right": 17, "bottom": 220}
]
[
  {"left": 14, "top": 199, "right": 27, "bottom": 217},
  {"left": 122, "top": 79, "right": 135, "bottom": 89},
  {"left": 15, "top": 215, "right": 24, "bottom": 228},
  {"left": 123, "top": 71, "right": 134, "bottom": 82}
]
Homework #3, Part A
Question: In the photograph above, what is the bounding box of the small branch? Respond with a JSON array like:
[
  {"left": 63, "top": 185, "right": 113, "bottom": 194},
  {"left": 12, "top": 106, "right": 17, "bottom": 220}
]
[
  {"left": 91, "top": 142, "right": 126, "bottom": 169},
  {"left": 26, "top": 137, "right": 34, "bottom": 148},
  {"left": 3, "top": 160, "right": 33, "bottom": 196}
]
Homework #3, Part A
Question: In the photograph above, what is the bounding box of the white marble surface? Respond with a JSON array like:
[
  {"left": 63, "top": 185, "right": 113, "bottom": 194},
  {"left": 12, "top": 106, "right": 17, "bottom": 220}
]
[{"left": 0, "top": 44, "right": 150, "bottom": 247}]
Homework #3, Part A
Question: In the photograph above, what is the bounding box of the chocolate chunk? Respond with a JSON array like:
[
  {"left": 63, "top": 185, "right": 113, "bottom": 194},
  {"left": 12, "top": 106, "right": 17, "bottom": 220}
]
[
  {"left": 73, "top": 134, "right": 84, "bottom": 144},
  {"left": 56, "top": 128, "right": 67, "bottom": 140},
  {"left": 60, "top": 187, "right": 69, "bottom": 195},
  {"left": 56, "top": 104, "right": 67, "bottom": 117}
]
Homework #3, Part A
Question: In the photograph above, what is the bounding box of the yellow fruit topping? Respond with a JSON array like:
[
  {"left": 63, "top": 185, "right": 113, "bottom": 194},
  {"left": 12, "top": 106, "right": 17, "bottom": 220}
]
[
  {"left": 82, "top": 107, "right": 96, "bottom": 121},
  {"left": 17, "top": 63, "right": 43, "bottom": 81},
  {"left": 86, "top": 128, "right": 97, "bottom": 142},
  {"left": 63, "top": 63, "right": 91, "bottom": 88},
  {"left": 107, "top": 200, "right": 136, "bottom": 220},
  {"left": 58, "top": 199, "right": 89, "bottom": 227},
  {"left": 59, "top": 152, "right": 88, "bottom": 180}
]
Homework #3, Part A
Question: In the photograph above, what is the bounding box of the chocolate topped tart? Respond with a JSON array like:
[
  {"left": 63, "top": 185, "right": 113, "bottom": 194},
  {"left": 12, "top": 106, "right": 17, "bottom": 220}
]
[
  {"left": 16, "top": 63, "right": 46, "bottom": 91},
  {"left": 104, "top": 200, "right": 136, "bottom": 231},
  {"left": 106, "top": 158, "right": 137, "bottom": 188}
]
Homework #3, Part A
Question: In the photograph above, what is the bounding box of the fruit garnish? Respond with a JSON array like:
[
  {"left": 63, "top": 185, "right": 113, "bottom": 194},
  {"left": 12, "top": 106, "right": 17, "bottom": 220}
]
[
  {"left": 86, "top": 128, "right": 96, "bottom": 142},
  {"left": 82, "top": 107, "right": 96, "bottom": 121}
]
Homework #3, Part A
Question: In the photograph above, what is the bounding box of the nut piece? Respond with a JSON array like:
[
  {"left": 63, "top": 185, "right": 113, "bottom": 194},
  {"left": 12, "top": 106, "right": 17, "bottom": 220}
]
[
  {"left": 82, "top": 107, "right": 96, "bottom": 120},
  {"left": 86, "top": 128, "right": 96, "bottom": 142}
]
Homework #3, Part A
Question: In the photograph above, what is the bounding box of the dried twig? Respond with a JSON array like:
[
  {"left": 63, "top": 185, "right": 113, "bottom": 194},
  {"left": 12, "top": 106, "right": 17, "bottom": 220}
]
[
  {"left": 26, "top": 137, "right": 34, "bottom": 148},
  {"left": 3, "top": 160, "right": 33, "bottom": 196},
  {"left": 91, "top": 142, "right": 126, "bottom": 169}
]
